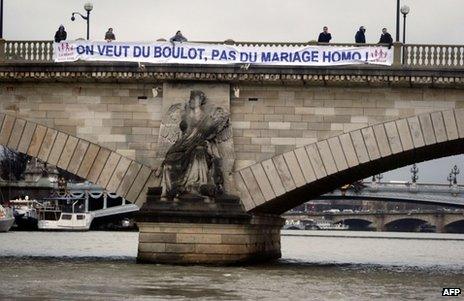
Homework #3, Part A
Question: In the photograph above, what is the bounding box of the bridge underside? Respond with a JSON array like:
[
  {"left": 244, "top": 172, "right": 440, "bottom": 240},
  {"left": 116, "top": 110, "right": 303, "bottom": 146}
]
[
  {"left": 0, "top": 113, "right": 155, "bottom": 206},
  {"left": 250, "top": 138, "right": 464, "bottom": 214},
  {"left": 237, "top": 109, "right": 464, "bottom": 215}
]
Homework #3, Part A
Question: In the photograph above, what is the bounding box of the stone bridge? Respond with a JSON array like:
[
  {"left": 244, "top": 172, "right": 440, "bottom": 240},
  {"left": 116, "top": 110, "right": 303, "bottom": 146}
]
[
  {"left": 285, "top": 211, "right": 464, "bottom": 232},
  {"left": 2, "top": 40, "right": 464, "bottom": 264},
  {"left": 315, "top": 182, "right": 464, "bottom": 207},
  {"left": 0, "top": 113, "right": 154, "bottom": 206},
  {"left": 235, "top": 108, "right": 464, "bottom": 214}
]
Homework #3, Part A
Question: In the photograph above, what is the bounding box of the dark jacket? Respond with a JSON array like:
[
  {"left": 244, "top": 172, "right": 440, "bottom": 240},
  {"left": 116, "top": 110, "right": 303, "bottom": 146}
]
[
  {"left": 355, "top": 29, "right": 366, "bottom": 43},
  {"left": 105, "top": 31, "right": 116, "bottom": 41},
  {"left": 54, "top": 29, "right": 67, "bottom": 43},
  {"left": 170, "top": 32, "right": 187, "bottom": 43},
  {"left": 379, "top": 32, "right": 393, "bottom": 45},
  {"left": 318, "top": 32, "right": 332, "bottom": 43}
]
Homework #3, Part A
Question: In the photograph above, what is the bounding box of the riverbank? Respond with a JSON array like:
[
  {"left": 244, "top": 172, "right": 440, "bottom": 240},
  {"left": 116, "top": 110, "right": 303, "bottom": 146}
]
[{"left": 281, "top": 230, "right": 464, "bottom": 241}]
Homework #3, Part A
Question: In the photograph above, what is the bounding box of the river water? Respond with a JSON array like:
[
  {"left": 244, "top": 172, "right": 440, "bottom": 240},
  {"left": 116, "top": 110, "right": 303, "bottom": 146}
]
[{"left": 1, "top": 230, "right": 463, "bottom": 300}]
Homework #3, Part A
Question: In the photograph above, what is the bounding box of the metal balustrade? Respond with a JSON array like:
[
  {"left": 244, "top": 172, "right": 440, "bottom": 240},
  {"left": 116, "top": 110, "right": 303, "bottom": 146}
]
[{"left": 1, "top": 39, "right": 463, "bottom": 68}]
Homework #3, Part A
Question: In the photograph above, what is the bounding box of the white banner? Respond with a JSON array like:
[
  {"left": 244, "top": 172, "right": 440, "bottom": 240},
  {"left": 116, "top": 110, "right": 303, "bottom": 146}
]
[{"left": 53, "top": 41, "right": 393, "bottom": 66}]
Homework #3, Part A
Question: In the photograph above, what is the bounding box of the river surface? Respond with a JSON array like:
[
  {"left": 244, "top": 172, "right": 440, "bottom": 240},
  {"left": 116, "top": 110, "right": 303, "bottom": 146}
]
[{"left": 1, "top": 230, "right": 463, "bottom": 300}]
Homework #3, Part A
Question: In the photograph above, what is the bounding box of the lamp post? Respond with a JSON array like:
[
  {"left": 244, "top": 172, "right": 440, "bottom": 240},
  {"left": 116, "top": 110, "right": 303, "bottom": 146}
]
[
  {"left": 71, "top": 2, "right": 93, "bottom": 40},
  {"left": 410, "top": 163, "right": 419, "bottom": 183},
  {"left": 395, "top": 0, "right": 400, "bottom": 42},
  {"left": 447, "top": 172, "right": 453, "bottom": 187},
  {"left": 451, "top": 165, "right": 460, "bottom": 185},
  {"left": 400, "top": 5, "right": 410, "bottom": 44},
  {"left": 0, "top": 0, "right": 3, "bottom": 39},
  {"left": 400, "top": 5, "right": 410, "bottom": 64}
]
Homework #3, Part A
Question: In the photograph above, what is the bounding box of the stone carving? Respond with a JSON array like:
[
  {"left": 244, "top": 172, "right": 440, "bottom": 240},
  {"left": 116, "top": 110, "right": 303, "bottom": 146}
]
[{"left": 156, "top": 90, "right": 232, "bottom": 199}]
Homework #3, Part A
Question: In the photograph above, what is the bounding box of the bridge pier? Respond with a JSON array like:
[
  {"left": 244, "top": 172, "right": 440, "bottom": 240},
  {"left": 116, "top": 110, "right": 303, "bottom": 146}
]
[
  {"left": 434, "top": 213, "right": 445, "bottom": 233},
  {"left": 136, "top": 188, "right": 283, "bottom": 265},
  {"left": 375, "top": 214, "right": 386, "bottom": 232}
]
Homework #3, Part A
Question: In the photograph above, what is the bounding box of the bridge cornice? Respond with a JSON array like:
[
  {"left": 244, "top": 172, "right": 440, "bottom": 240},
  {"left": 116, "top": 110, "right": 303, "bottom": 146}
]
[{"left": 1, "top": 62, "right": 463, "bottom": 88}]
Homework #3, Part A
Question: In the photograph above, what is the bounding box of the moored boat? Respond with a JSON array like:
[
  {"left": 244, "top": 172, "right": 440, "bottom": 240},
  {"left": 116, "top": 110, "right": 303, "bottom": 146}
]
[
  {"left": 37, "top": 197, "right": 93, "bottom": 231},
  {"left": 11, "top": 197, "right": 39, "bottom": 230},
  {"left": 0, "top": 204, "right": 15, "bottom": 232}
]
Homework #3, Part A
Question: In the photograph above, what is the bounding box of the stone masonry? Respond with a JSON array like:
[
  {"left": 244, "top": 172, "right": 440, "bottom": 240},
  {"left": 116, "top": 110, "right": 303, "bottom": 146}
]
[
  {"left": 231, "top": 85, "right": 464, "bottom": 170},
  {"left": 2, "top": 63, "right": 464, "bottom": 265},
  {"left": 137, "top": 215, "right": 283, "bottom": 265},
  {"left": 2, "top": 82, "right": 463, "bottom": 174},
  {"left": 236, "top": 108, "right": 464, "bottom": 214},
  {"left": 0, "top": 82, "right": 162, "bottom": 167}
]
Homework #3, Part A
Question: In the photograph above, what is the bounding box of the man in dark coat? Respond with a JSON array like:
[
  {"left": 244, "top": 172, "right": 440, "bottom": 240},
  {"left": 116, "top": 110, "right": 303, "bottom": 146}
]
[
  {"left": 170, "top": 30, "right": 188, "bottom": 43},
  {"left": 355, "top": 26, "right": 366, "bottom": 43},
  {"left": 54, "top": 25, "right": 67, "bottom": 42},
  {"left": 105, "top": 28, "right": 116, "bottom": 41},
  {"left": 378, "top": 28, "right": 393, "bottom": 45},
  {"left": 317, "top": 26, "right": 332, "bottom": 43}
]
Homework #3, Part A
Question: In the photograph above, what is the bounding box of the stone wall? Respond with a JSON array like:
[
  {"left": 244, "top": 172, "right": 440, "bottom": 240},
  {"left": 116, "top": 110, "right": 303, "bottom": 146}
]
[
  {"left": 137, "top": 215, "right": 283, "bottom": 264},
  {"left": 231, "top": 85, "right": 464, "bottom": 169},
  {"left": 0, "top": 82, "right": 161, "bottom": 167},
  {"left": 2, "top": 81, "right": 464, "bottom": 174}
]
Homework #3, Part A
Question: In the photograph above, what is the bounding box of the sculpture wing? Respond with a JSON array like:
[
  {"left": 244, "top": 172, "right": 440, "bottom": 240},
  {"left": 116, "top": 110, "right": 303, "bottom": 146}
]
[
  {"left": 160, "top": 103, "right": 183, "bottom": 143},
  {"left": 155, "top": 103, "right": 184, "bottom": 166},
  {"left": 212, "top": 107, "right": 232, "bottom": 143}
]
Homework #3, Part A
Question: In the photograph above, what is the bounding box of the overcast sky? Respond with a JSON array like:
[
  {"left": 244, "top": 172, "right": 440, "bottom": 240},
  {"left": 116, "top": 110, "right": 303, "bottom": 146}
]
[
  {"left": 4, "top": 0, "right": 464, "bottom": 184},
  {"left": 4, "top": 0, "right": 464, "bottom": 44}
]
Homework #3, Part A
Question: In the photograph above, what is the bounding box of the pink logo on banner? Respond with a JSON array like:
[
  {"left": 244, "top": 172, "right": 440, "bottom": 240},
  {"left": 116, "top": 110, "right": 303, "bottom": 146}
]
[
  {"left": 370, "top": 48, "right": 388, "bottom": 62},
  {"left": 56, "top": 42, "right": 75, "bottom": 60}
]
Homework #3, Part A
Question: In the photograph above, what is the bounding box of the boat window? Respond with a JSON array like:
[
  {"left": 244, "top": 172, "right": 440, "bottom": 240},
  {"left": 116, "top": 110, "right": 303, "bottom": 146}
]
[
  {"left": 76, "top": 215, "right": 85, "bottom": 220},
  {"left": 61, "top": 214, "right": 72, "bottom": 220},
  {"left": 44, "top": 211, "right": 60, "bottom": 221}
]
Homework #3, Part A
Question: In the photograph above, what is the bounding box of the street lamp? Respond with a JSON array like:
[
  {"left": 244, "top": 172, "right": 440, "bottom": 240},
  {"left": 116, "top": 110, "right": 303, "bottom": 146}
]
[
  {"left": 0, "top": 0, "right": 3, "bottom": 39},
  {"left": 395, "top": 0, "right": 400, "bottom": 42},
  {"left": 410, "top": 163, "right": 419, "bottom": 183},
  {"left": 400, "top": 5, "right": 410, "bottom": 44},
  {"left": 451, "top": 165, "right": 460, "bottom": 185},
  {"left": 71, "top": 2, "right": 93, "bottom": 40},
  {"left": 400, "top": 5, "right": 410, "bottom": 64},
  {"left": 447, "top": 172, "right": 454, "bottom": 187}
]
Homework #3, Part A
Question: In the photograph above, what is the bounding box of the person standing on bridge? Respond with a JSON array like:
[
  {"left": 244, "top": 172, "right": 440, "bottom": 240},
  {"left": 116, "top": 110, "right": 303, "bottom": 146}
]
[
  {"left": 54, "top": 25, "right": 67, "bottom": 43},
  {"left": 355, "top": 26, "right": 366, "bottom": 43},
  {"left": 317, "top": 26, "right": 332, "bottom": 43},
  {"left": 105, "top": 28, "right": 116, "bottom": 42},
  {"left": 170, "top": 30, "right": 188, "bottom": 43},
  {"left": 378, "top": 28, "right": 393, "bottom": 47}
]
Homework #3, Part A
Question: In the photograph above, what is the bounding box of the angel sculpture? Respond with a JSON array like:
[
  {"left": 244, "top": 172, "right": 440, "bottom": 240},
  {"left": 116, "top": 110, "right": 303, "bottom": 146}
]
[{"left": 158, "top": 90, "right": 231, "bottom": 199}]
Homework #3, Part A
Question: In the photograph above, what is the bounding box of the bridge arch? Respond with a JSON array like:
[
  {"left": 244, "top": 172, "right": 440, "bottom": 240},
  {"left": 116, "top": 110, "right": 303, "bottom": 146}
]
[
  {"left": 383, "top": 214, "right": 435, "bottom": 226},
  {"left": 444, "top": 214, "right": 464, "bottom": 231},
  {"left": 444, "top": 220, "right": 464, "bottom": 233},
  {"left": 235, "top": 109, "right": 464, "bottom": 215},
  {"left": 333, "top": 217, "right": 374, "bottom": 229},
  {"left": 383, "top": 218, "right": 431, "bottom": 232},
  {"left": 0, "top": 113, "right": 154, "bottom": 206}
]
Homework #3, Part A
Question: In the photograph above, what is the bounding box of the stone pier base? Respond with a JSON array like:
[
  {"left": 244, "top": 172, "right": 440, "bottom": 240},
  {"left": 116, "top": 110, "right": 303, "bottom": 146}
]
[
  {"left": 137, "top": 215, "right": 283, "bottom": 265},
  {"left": 136, "top": 188, "right": 284, "bottom": 266}
]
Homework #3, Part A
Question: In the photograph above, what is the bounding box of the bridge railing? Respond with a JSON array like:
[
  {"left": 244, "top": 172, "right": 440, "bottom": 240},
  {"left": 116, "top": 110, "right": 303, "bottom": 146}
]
[
  {"left": 1, "top": 39, "right": 463, "bottom": 68},
  {"left": 404, "top": 44, "right": 464, "bottom": 67},
  {"left": 2, "top": 40, "right": 53, "bottom": 62}
]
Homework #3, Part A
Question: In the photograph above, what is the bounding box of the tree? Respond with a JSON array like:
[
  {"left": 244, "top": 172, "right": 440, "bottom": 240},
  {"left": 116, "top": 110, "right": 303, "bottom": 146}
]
[{"left": 0, "top": 147, "right": 29, "bottom": 181}]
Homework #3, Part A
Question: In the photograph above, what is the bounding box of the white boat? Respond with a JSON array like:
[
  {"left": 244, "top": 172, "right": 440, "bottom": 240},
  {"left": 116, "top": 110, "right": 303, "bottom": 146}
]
[
  {"left": 314, "top": 220, "right": 349, "bottom": 230},
  {"left": 283, "top": 220, "right": 306, "bottom": 230},
  {"left": 37, "top": 198, "right": 93, "bottom": 231},
  {"left": 11, "top": 197, "right": 40, "bottom": 230},
  {"left": 0, "top": 204, "right": 15, "bottom": 232}
]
